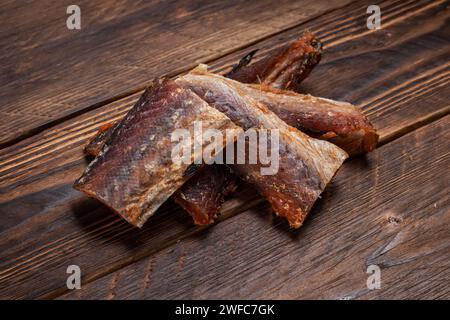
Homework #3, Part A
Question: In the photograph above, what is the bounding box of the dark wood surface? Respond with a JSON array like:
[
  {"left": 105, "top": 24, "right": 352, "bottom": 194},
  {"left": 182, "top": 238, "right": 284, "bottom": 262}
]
[
  {"left": 0, "top": 0, "right": 449, "bottom": 299},
  {"left": 61, "top": 116, "right": 450, "bottom": 300}
]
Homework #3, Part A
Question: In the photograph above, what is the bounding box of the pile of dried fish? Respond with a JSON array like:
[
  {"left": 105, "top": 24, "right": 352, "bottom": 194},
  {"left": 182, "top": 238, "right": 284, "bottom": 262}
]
[{"left": 74, "top": 32, "right": 378, "bottom": 229}]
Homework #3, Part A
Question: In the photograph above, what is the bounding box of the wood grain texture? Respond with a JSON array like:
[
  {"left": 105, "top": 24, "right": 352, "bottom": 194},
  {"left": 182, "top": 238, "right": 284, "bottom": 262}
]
[
  {"left": 60, "top": 116, "right": 450, "bottom": 300},
  {"left": 0, "top": 0, "right": 449, "bottom": 299},
  {"left": 0, "top": 0, "right": 352, "bottom": 146}
]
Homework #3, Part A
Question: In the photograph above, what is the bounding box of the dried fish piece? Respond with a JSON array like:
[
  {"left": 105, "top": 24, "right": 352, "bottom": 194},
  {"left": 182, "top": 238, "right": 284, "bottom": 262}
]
[
  {"left": 226, "top": 31, "right": 322, "bottom": 91},
  {"left": 74, "top": 79, "right": 241, "bottom": 227},
  {"left": 240, "top": 84, "right": 378, "bottom": 155},
  {"left": 175, "top": 165, "right": 237, "bottom": 225},
  {"left": 176, "top": 68, "right": 348, "bottom": 228}
]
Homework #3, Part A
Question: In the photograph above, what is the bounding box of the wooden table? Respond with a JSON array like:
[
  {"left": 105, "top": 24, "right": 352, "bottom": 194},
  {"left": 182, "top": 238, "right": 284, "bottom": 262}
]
[{"left": 0, "top": 0, "right": 449, "bottom": 300}]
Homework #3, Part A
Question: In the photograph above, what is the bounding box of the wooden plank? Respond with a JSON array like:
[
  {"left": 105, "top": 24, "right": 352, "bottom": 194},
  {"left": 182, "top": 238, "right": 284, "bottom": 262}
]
[
  {"left": 0, "top": 0, "right": 352, "bottom": 146},
  {"left": 60, "top": 116, "right": 450, "bottom": 299},
  {"left": 0, "top": 0, "right": 449, "bottom": 299}
]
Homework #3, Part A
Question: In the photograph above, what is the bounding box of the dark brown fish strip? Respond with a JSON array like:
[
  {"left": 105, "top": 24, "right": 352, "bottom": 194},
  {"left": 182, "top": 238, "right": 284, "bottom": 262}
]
[
  {"left": 225, "top": 31, "right": 322, "bottom": 91},
  {"left": 241, "top": 84, "right": 378, "bottom": 155},
  {"left": 176, "top": 68, "right": 348, "bottom": 228},
  {"left": 74, "top": 79, "right": 241, "bottom": 227},
  {"left": 176, "top": 165, "right": 237, "bottom": 225}
]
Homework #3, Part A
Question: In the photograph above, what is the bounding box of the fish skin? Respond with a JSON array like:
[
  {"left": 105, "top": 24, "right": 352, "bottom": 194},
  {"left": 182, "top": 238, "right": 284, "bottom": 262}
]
[
  {"left": 74, "top": 79, "right": 240, "bottom": 227},
  {"left": 176, "top": 70, "right": 348, "bottom": 228}
]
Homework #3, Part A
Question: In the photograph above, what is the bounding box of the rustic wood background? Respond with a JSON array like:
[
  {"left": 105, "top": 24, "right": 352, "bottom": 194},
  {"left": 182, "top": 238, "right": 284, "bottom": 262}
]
[{"left": 0, "top": 0, "right": 449, "bottom": 299}]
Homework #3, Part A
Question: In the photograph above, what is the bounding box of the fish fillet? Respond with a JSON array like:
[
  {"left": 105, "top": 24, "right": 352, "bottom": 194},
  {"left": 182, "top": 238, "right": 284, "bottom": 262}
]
[
  {"left": 240, "top": 84, "right": 378, "bottom": 155},
  {"left": 74, "top": 79, "right": 241, "bottom": 227}
]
